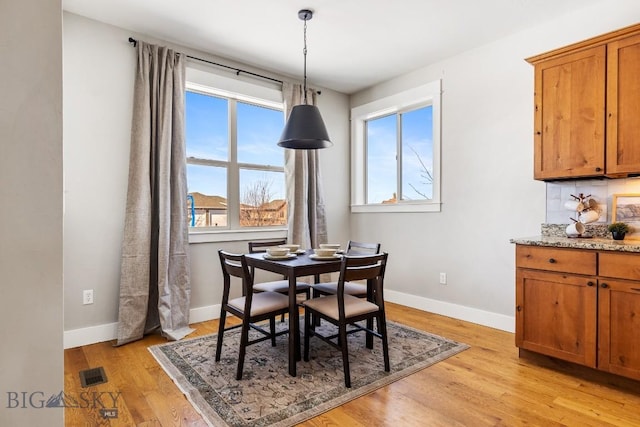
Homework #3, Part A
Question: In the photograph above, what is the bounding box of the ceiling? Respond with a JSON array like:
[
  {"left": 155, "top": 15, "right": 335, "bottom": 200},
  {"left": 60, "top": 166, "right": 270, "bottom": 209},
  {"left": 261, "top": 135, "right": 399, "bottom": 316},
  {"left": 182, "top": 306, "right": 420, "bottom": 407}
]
[{"left": 63, "top": 0, "right": 603, "bottom": 94}]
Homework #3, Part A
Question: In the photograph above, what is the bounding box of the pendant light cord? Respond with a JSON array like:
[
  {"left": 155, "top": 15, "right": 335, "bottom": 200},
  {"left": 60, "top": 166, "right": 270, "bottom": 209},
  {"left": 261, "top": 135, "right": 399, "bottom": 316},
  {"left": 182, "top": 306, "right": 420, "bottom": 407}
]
[{"left": 302, "top": 14, "right": 308, "bottom": 105}]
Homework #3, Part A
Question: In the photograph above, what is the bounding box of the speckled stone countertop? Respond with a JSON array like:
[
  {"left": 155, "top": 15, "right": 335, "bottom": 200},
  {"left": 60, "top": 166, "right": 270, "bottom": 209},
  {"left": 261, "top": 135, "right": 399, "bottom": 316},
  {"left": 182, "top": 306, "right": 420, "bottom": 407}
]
[{"left": 510, "top": 224, "right": 640, "bottom": 253}]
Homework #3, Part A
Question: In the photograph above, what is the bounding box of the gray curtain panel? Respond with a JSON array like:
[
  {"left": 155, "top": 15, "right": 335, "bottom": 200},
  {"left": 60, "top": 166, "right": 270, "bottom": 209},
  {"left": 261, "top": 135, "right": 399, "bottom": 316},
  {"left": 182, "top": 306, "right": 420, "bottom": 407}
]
[
  {"left": 116, "top": 41, "right": 193, "bottom": 346},
  {"left": 283, "top": 82, "right": 329, "bottom": 251}
]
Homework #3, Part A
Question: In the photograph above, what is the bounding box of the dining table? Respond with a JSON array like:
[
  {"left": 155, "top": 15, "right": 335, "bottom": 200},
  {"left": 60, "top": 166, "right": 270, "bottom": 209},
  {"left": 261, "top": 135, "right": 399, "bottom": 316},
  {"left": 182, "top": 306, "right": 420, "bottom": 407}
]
[{"left": 244, "top": 249, "right": 343, "bottom": 377}]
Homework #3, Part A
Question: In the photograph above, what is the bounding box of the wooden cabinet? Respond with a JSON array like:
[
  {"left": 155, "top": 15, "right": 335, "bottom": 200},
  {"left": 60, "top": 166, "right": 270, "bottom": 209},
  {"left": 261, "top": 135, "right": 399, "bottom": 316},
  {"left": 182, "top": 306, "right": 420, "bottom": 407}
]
[
  {"left": 515, "top": 245, "right": 640, "bottom": 381},
  {"left": 606, "top": 33, "right": 640, "bottom": 176},
  {"left": 516, "top": 269, "right": 597, "bottom": 366},
  {"left": 515, "top": 246, "right": 597, "bottom": 366},
  {"left": 597, "top": 252, "right": 640, "bottom": 380},
  {"left": 527, "top": 23, "right": 640, "bottom": 180},
  {"left": 597, "top": 278, "right": 640, "bottom": 379},
  {"left": 531, "top": 46, "right": 606, "bottom": 180}
]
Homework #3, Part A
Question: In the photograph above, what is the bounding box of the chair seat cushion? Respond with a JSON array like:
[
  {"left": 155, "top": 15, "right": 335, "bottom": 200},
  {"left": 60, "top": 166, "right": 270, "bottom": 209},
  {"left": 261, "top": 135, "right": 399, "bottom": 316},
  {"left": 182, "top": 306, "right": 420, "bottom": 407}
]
[
  {"left": 253, "top": 280, "right": 311, "bottom": 293},
  {"left": 312, "top": 281, "right": 367, "bottom": 296},
  {"left": 229, "top": 291, "right": 289, "bottom": 317},
  {"left": 302, "top": 294, "right": 379, "bottom": 320}
]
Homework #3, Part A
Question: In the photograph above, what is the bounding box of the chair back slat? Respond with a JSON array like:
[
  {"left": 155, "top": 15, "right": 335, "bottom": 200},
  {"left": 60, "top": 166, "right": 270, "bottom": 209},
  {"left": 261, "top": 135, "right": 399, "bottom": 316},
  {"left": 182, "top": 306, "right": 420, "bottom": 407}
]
[
  {"left": 333, "top": 253, "right": 388, "bottom": 338},
  {"left": 218, "top": 250, "right": 253, "bottom": 300},
  {"left": 248, "top": 239, "right": 287, "bottom": 253},
  {"left": 338, "top": 253, "right": 387, "bottom": 291},
  {"left": 346, "top": 240, "right": 381, "bottom": 256}
]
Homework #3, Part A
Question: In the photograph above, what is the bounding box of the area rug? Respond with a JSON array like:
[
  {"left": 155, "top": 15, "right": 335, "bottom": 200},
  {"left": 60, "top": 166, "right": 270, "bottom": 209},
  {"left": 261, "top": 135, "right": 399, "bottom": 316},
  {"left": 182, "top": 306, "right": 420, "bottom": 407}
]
[{"left": 149, "top": 319, "right": 468, "bottom": 427}]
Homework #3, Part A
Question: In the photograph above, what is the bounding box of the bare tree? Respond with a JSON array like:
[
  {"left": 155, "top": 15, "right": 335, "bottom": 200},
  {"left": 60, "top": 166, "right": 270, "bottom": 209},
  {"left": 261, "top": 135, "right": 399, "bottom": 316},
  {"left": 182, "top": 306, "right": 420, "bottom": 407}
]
[
  {"left": 240, "top": 179, "right": 286, "bottom": 226},
  {"left": 406, "top": 145, "right": 433, "bottom": 200}
]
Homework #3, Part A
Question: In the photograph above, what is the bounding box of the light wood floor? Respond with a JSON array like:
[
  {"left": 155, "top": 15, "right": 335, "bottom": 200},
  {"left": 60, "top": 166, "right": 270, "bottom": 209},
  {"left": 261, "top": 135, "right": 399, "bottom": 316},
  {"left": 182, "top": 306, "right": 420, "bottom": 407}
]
[{"left": 64, "top": 303, "right": 640, "bottom": 426}]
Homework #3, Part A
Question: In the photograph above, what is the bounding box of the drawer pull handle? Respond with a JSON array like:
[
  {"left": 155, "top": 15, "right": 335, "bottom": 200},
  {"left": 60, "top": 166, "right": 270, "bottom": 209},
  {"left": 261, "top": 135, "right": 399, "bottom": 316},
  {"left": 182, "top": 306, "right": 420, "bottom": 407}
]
[
  {"left": 587, "top": 281, "right": 595, "bottom": 287},
  {"left": 548, "top": 258, "right": 556, "bottom": 264},
  {"left": 601, "top": 283, "right": 609, "bottom": 289},
  {"left": 631, "top": 288, "right": 640, "bottom": 292},
  {"left": 595, "top": 167, "right": 602, "bottom": 172},
  {"left": 516, "top": 305, "right": 522, "bottom": 312}
]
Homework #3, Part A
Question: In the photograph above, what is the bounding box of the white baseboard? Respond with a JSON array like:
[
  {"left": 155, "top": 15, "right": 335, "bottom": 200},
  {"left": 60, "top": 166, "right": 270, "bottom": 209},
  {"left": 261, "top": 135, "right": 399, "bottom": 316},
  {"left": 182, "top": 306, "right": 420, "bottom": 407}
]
[
  {"left": 385, "top": 290, "right": 515, "bottom": 333},
  {"left": 189, "top": 304, "right": 221, "bottom": 324},
  {"left": 64, "top": 293, "right": 513, "bottom": 349},
  {"left": 63, "top": 305, "right": 222, "bottom": 349},
  {"left": 64, "top": 322, "right": 119, "bottom": 349}
]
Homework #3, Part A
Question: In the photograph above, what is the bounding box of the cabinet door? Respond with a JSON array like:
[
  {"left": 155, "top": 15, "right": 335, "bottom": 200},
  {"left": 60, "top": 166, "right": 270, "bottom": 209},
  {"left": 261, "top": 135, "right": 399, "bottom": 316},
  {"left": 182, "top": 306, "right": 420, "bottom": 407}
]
[
  {"left": 533, "top": 46, "right": 606, "bottom": 180},
  {"left": 597, "top": 279, "right": 640, "bottom": 380},
  {"left": 606, "top": 33, "right": 640, "bottom": 176},
  {"left": 516, "top": 269, "right": 597, "bottom": 367}
]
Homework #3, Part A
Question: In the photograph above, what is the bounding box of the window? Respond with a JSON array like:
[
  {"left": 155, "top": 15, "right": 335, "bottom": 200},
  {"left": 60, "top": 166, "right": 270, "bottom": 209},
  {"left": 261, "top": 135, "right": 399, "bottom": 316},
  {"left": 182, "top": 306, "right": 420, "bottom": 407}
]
[
  {"left": 351, "top": 80, "right": 441, "bottom": 213},
  {"left": 185, "top": 66, "right": 286, "bottom": 232}
]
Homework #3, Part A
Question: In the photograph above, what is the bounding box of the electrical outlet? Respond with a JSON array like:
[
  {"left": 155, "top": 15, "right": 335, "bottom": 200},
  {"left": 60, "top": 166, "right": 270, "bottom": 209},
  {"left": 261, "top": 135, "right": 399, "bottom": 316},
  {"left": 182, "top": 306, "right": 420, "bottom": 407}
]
[
  {"left": 439, "top": 272, "right": 447, "bottom": 285},
  {"left": 83, "top": 289, "right": 94, "bottom": 305}
]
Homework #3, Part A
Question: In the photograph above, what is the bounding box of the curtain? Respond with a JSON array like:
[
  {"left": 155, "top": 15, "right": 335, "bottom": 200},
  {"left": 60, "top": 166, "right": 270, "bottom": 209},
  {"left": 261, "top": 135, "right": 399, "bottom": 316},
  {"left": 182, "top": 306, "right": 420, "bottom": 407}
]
[
  {"left": 283, "top": 82, "right": 329, "bottom": 250},
  {"left": 116, "top": 41, "right": 193, "bottom": 346}
]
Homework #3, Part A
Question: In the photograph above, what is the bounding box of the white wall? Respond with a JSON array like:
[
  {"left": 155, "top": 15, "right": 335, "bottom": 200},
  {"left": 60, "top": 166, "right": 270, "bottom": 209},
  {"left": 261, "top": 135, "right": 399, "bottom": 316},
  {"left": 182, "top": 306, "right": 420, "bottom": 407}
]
[
  {"left": 0, "top": 1, "right": 63, "bottom": 425},
  {"left": 350, "top": 0, "right": 640, "bottom": 331},
  {"left": 62, "top": 13, "right": 350, "bottom": 344}
]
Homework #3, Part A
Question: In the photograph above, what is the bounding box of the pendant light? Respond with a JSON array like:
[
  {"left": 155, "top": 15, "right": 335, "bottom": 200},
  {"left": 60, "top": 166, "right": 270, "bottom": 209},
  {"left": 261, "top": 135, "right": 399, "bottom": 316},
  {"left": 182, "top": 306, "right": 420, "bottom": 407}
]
[{"left": 278, "top": 9, "right": 333, "bottom": 150}]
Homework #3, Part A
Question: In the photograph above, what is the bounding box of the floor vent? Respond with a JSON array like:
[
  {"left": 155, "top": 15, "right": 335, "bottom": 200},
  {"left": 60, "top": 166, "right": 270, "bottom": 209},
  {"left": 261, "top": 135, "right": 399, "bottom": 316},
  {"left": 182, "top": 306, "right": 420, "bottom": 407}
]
[{"left": 79, "top": 367, "right": 108, "bottom": 388}]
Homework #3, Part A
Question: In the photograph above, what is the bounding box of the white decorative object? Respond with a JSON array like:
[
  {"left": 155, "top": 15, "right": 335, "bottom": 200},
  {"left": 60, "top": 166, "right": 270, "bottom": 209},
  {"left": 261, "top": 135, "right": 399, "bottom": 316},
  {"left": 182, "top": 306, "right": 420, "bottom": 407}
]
[
  {"left": 566, "top": 222, "right": 586, "bottom": 237},
  {"left": 564, "top": 193, "right": 600, "bottom": 236}
]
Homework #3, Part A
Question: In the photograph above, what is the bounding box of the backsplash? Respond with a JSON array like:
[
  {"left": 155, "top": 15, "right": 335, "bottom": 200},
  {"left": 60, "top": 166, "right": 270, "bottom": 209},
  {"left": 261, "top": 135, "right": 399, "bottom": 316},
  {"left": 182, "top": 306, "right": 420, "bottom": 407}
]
[
  {"left": 546, "top": 178, "right": 640, "bottom": 224},
  {"left": 541, "top": 223, "right": 610, "bottom": 238}
]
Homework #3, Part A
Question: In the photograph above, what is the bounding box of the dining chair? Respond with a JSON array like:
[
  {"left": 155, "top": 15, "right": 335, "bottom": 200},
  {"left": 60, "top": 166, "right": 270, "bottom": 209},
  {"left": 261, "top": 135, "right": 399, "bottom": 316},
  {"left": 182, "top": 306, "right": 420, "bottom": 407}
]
[
  {"left": 248, "top": 239, "right": 311, "bottom": 304},
  {"left": 216, "top": 250, "right": 290, "bottom": 380},
  {"left": 302, "top": 252, "right": 390, "bottom": 388},
  {"left": 311, "top": 241, "right": 381, "bottom": 298}
]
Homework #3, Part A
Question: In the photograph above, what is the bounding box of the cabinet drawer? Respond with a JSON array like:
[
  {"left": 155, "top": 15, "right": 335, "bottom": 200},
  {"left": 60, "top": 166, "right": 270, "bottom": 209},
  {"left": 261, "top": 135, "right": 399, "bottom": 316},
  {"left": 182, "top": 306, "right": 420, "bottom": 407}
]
[
  {"left": 516, "top": 245, "right": 596, "bottom": 275},
  {"left": 599, "top": 252, "right": 640, "bottom": 280}
]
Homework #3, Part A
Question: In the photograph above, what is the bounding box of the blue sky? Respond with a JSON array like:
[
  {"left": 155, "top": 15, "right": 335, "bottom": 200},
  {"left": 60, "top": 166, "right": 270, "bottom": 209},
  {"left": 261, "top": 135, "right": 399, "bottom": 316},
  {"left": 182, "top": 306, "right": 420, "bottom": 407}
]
[
  {"left": 367, "top": 105, "right": 434, "bottom": 203},
  {"left": 185, "top": 91, "right": 285, "bottom": 201},
  {"left": 186, "top": 91, "right": 433, "bottom": 205}
]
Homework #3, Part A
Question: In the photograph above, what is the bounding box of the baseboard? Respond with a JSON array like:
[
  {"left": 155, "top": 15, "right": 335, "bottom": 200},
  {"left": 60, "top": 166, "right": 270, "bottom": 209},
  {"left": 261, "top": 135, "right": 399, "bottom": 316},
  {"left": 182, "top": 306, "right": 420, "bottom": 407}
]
[
  {"left": 64, "top": 293, "right": 513, "bottom": 349},
  {"left": 385, "top": 290, "right": 515, "bottom": 333},
  {"left": 63, "top": 305, "right": 222, "bottom": 349},
  {"left": 189, "top": 304, "right": 221, "bottom": 324},
  {"left": 64, "top": 322, "right": 119, "bottom": 349}
]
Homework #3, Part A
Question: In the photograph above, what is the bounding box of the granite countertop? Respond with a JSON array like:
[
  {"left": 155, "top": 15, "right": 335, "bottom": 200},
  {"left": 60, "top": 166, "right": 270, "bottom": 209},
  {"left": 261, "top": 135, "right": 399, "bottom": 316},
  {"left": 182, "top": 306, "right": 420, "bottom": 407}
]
[
  {"left": 510, "top": 223, "right": 640, "bottom": 253},
  {"left": 510, "top": 235, "right": 640, "bottom": 253}
]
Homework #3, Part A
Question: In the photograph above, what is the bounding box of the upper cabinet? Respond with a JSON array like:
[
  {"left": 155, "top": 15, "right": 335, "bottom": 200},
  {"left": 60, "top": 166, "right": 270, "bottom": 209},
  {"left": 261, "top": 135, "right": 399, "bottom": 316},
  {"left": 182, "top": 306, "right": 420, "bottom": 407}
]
[
  {"left": 607, "top": 33, "right": 640, "bottom": 176},
  {"left": 527, "top": 24, "right": 640, "bottom": 181}
]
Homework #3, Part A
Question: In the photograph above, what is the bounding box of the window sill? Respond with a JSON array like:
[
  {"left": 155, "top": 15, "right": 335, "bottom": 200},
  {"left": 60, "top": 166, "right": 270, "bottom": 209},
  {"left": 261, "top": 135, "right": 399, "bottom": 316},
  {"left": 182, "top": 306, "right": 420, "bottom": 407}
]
[
  {"left": 350, "top": 202, "right": 441, "bottom": 213},
  {"left": 188, "top": 228, "right": 287, "bottom": 244}
]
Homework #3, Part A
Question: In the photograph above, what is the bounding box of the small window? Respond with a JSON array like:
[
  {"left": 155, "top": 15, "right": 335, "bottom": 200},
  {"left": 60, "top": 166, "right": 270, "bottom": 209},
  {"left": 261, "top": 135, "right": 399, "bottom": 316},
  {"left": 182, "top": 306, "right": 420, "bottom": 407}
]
[{"left": 351, "top": 80, "right": 441, "bottom": 213}]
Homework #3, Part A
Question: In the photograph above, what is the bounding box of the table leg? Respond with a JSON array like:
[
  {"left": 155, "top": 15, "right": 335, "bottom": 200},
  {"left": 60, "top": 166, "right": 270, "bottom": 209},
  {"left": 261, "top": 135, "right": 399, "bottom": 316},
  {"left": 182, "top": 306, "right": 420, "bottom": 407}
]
[
  {"left": 288, "top": 275, "right": 299, "bottom": 376},
  {"left": 366, "top": 278, "right": 374, "bottom": 349}
]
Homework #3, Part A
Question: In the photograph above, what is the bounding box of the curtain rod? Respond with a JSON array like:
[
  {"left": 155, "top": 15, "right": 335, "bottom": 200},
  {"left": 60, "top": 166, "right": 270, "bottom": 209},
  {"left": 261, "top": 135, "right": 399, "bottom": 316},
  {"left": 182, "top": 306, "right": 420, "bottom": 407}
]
[{"left": 128, "top": 37, "right": 283, "bottom": 85}]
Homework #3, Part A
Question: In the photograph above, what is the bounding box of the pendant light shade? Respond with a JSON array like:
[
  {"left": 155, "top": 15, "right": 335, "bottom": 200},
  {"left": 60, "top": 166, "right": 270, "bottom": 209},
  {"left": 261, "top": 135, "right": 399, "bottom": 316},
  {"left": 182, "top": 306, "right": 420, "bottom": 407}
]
[
  {"left": 277, "top": 9, "right": 332, "bottom": 150},
  {"left": 278, "top": 104, "right": 332, "bottom": 149}
]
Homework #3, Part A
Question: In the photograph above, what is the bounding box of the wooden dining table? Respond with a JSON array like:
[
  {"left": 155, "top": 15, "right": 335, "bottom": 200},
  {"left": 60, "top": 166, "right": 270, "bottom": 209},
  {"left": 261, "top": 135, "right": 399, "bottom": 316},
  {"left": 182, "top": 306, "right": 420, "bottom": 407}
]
[{"left": 244, "top": 249, "right": 343, "bottom": 377}]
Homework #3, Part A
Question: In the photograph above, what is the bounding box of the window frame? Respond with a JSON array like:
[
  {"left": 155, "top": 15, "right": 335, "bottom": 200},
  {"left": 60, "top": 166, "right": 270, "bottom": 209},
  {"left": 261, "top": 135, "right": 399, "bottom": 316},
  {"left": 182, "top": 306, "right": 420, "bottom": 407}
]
[
  {"left": 185, "top": 64, "right": 287, "bottom": 242},
  {"left": 351, "top": 80, "right": 442, "bottom": 213}
]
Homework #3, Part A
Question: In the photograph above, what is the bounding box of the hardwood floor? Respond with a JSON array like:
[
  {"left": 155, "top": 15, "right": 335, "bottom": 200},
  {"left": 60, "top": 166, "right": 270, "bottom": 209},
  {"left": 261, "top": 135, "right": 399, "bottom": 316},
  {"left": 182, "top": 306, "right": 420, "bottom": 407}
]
[{"left": 64, "top": 303, "right": 640, "bottom": 426}]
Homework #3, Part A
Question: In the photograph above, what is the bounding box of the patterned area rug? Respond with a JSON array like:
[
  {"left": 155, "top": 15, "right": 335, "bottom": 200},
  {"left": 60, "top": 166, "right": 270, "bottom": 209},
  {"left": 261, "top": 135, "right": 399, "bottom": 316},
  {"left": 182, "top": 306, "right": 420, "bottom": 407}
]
[{"left": 149, "top": 319, "right": 468, "bottom": 427}]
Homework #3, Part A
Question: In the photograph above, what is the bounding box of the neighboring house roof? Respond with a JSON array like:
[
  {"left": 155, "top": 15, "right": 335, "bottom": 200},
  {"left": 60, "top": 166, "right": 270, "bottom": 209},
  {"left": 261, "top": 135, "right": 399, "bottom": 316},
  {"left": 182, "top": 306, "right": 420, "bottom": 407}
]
[
  {"left": 189, "top": 193, "right": 286, "bottom": 212},
  {"left": 257, "top": 199, "right": 286, "bottom": 211},
  {"left": 189, "top": 192, "right": 227, "bottom": 209},
  {"left": 382, "top": 193, "right": 397, "bottom": 204}
]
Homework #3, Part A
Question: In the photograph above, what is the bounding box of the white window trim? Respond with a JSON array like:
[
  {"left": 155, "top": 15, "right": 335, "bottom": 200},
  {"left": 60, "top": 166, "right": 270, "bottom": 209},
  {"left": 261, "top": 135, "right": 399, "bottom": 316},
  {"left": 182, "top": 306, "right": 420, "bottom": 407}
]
[
  {"left": 350, "top": 80, "right": 442, "bottom": 213},
  {"left": 188, "top": 228, "right": 287, "bottom": 244}
]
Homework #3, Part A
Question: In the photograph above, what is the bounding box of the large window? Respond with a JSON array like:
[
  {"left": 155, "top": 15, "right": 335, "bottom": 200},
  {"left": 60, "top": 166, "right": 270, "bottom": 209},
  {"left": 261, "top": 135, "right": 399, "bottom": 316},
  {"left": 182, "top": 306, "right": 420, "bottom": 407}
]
[
  {"left": 185, "top": 73, "right": 286, "bottom": 231},
  {"left": 351, "top": 80, "right": 441, "bottom": 213}
]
